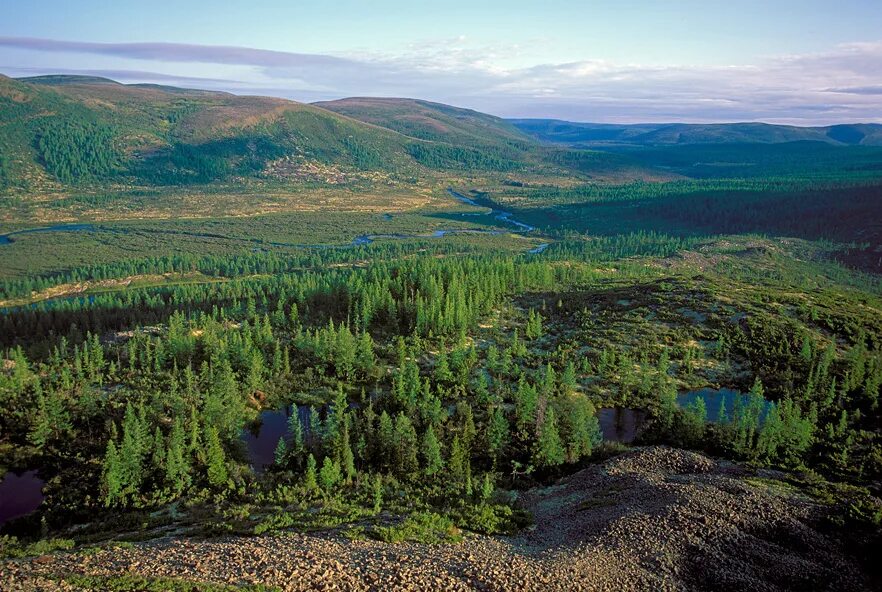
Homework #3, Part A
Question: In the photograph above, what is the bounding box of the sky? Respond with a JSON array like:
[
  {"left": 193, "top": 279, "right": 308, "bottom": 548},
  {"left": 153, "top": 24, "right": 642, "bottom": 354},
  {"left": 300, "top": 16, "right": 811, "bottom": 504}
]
[{"left": 1, "top": 0, "right": 881, "bottom": 124}]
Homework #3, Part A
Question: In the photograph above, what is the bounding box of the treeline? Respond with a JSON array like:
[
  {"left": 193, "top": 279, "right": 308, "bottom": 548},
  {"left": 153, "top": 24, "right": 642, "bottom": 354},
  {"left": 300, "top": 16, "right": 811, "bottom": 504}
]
[
  {"left": 0, "top": 239, "right": 501, "bottom": 300},
  {"left": 498, "top": 177, "right": 881, "bottom": 207}
]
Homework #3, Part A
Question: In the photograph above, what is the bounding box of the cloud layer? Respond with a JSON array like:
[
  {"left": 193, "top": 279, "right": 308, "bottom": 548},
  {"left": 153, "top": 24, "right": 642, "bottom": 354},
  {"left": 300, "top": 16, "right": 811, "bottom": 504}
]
[{"left": 1, "top": 36, "right": 880, "bottom": 124}]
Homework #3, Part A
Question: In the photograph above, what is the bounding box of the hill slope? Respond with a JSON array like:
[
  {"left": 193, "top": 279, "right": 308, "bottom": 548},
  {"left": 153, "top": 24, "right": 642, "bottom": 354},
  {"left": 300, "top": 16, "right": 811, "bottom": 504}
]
[
  {"left": 0, "top": 76, "right": 675, "bottom": 194},
  {"left": 511, "top": 118, "right": 882, "bottom": 146},
  {"left": 315, "top": 97, "right": 535, "bottom": 150},
  {"left": 0, "top": 74, "right": 431, "bottom": 191}
]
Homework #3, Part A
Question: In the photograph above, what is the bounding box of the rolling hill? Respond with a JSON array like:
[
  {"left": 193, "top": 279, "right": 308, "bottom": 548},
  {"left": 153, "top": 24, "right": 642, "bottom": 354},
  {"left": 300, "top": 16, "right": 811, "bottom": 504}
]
[
  {"left": 314, "top": 97, "right": 535, "bottom": 151},
  {"left": 0, "top": 74, "right": 426, "bottom": 191},
  {"left": 0, "top": 76, "right": 674, "bottom": 194},
  {"left": 511, "top": 119, "right": 882, "bottom": 147}
]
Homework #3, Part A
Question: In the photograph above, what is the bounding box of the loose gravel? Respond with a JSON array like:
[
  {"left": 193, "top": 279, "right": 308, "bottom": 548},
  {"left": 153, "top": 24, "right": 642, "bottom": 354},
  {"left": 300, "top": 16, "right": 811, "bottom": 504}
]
[{"left": 1, "top": 446, "right": 871, "bottom": 591}]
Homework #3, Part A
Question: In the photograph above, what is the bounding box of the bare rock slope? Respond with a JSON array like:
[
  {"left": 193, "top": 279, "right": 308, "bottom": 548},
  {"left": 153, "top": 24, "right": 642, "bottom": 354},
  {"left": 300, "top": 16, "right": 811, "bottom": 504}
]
[{"left": 1, "top": 446, "right": 871, "bottom": 591}]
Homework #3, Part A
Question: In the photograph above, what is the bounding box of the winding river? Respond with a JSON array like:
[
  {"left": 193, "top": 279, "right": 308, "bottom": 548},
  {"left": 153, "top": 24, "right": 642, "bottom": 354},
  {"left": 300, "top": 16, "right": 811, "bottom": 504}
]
[{"left": 0, "top": 189, "right": 543, "bottom": 252}]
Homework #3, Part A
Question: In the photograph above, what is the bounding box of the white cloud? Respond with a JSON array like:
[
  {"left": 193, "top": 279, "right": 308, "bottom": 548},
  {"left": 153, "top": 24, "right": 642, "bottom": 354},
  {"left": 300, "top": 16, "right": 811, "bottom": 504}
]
[{"left": 0, "top": 36, "right": 880, "bottom": 123}]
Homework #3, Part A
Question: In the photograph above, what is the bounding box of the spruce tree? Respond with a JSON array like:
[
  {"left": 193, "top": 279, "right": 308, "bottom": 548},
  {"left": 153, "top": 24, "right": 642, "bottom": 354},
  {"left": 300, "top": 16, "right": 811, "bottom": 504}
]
[
  {"left": 319, "top": 457, "right": 341, "bottom": 493},
  {"left": 534, "top": 407, "right": 565, "bottom": 468},
  {"left": 102, "top": 439, "right": 123, "bottom": 507},
  {"left": 421, "top": 426, "right": 443, "bottom": 476},
  {"left": 304, "top": 453, "right": 318, "bottom": 491},
  {"left": 274, "top": 437, "right": 288, "bottom": 466},
  {"left": 204, "top": 425, "right": 228, "bottom": 487}
]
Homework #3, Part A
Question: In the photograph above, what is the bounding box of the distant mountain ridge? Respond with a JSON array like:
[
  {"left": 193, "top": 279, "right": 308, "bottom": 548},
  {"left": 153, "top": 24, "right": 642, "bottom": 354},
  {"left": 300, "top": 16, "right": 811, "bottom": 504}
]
[
  {"left": 2, "top": 73, "right": 880, "bottom": 195},
  {"left": 510, "top": 119, "right": 882, "bottom": 146}
]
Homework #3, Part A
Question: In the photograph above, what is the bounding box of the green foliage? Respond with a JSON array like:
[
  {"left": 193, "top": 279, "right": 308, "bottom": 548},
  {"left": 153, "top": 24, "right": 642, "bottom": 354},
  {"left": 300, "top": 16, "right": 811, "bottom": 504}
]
[
  {"left": 0, "top": 535, "right": 75, "bottom": 559},
  {"left": 533, "top": 407, "right": 566, "bottom": 468},
  {"left": 406, "top": 142, "right": 520, "bottom": 171},
  {"left": 371, "top": 512, "right": 461, "bottom": 544},
  {"left": 61, "top": 573, "right": 277, "bottom": 592},
  {"left": 37, "top": 120, "right": 118, "bottom": 183}
]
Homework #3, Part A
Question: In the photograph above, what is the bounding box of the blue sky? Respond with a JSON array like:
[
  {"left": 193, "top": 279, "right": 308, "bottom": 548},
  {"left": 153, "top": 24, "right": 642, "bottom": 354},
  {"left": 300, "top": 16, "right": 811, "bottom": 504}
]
[{"left": 2, "top": 0, "right": 881, "bottom": 123}]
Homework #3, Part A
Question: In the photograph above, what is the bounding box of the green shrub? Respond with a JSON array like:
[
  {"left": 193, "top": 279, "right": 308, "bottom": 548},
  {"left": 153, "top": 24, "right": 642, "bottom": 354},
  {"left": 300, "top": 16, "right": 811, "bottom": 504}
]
[{"left": 371, "top": 512, "right": 461, "bottom": 544}]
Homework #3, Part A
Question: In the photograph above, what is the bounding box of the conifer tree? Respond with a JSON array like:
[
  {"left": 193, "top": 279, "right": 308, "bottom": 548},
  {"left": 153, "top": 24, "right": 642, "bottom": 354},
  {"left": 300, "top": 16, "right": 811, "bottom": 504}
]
[
  {"left": 486, "top": 406, "right": 510, "bottom": 463},
  {"left": 274, "top": 437, "right": 288, "bottom": 466},
  {"left": 304, "top": 453, "right": 318, "bottom": 491},
  {"left": 393, "top": 413, "right": 419, "bottom": 476},
  {"left": 319, "top": 457, "right": 341, "bottom": 493},
  {"left": 165, "top": 418, "right": 190, "bottom": 493},
  {"left": 204, "top": 425, "right": 228, "bottom": 487},
  {"left": 534, "top": 407, "right": 565, "bottom": 468},
  {"left": 102, "top": 439, "right": 123, "bottom": 506},
  {"left": 421, "top": 425, "right": 443, "bottom": 476}
]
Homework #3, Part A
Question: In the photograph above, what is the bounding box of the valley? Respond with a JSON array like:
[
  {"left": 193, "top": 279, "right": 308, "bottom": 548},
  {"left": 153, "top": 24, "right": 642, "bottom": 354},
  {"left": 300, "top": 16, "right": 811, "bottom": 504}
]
[{"left": 0, "top": 74, "right": 880, "bottom": 591}]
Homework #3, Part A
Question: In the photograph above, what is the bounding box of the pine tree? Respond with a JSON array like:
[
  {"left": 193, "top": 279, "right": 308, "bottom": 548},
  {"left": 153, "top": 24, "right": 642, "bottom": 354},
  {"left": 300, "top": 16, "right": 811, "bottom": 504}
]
[
  {"left": 102, "top": 439, "right": 123, "bottom": 507},
  {"left": 421, "top": 426, "right": 443, "bottom": 476},
  {"left": 27, "top": 388, "right": 52, "bottom": 449},
  {"left": 288, "top": 409, "right": 305, "bottom": 457},
  {"left": 165, "top": 418, "right": 190, "bottom": 493},
  {"left": 274, "top": 437, "right": 288, "bottom": 466},
  {"left": 534, "top": 407, "right": 565, "bottom": 468},
  {"left": 393, "top": 413, "right": 419, "bottom": 476},
  {"left": 434, "top": 342, "right": 453, "bottom": 383},
  {"left": 377, "top": 411, "right": 395, "bottom": 473},
  {"left": 486, "top": 406, "right": 509, "bottom": 462},
  {"left": 204, "top": 425, "right": 228, "bottom": 487},
  {"left": 304, "top": 454, "right": 318, "bottom": 491},
  {"left": 372, "top": 474, "right": 383, "bottom": 513},
  {"left": 479, "top": 473, "right": 494, "bottom": 502},
  {"left": 341, "top": 425, "right": 356, "bottom": 483},
  {"left": 319, "top": 457, "right": 341, "bottom": 493}
]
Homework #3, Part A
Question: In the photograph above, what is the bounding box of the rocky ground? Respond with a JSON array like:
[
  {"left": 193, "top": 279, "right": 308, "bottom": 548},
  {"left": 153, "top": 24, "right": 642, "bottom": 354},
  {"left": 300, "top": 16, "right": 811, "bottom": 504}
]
[{"left": 1, "top": 446, "right": 873, "bottom": 591}]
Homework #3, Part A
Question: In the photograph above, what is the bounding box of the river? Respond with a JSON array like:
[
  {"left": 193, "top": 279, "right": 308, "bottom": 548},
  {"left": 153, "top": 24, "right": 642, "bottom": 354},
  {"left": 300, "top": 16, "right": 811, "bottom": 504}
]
[{"left": 0, "top": 189, "right": 539, "bottom": 251}]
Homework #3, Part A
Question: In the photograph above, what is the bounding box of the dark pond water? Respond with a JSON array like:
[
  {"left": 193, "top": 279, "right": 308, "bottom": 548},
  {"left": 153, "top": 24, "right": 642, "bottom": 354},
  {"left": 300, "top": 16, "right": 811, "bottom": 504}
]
[
  {"left": 243, "top": 405, "right": 311, "bottom": 471},
  {"left": 242, "top": 403, "right": 357, "bottom": 471},
  {"left": 598, "top": 388, "right": 765, "bottom": 443},
  {"left": 0, "top": 470, "right": 45, "bottom": 525},
  {"left": 597, "top": 407, "right": 647, "bottom": 443}
]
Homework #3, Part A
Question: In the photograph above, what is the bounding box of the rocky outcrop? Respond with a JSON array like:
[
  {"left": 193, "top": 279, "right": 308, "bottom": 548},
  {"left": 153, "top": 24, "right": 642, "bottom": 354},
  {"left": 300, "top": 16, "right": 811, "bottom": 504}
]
[{"left": 1, "top": 446, "right": 871, "bottom": 591}]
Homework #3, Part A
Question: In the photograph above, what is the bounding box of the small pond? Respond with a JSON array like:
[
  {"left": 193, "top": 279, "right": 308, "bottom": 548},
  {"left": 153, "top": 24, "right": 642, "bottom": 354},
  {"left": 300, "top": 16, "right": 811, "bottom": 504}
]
[{"left": 0, "top": 470, "right": 45, "bottom": 525}]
